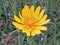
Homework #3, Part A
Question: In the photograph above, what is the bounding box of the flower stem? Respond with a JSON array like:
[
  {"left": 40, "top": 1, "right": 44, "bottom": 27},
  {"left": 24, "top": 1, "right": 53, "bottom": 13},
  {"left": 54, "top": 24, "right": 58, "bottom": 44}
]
[{"left": 27, "top": 36, "right": 33, "bottom": 45}]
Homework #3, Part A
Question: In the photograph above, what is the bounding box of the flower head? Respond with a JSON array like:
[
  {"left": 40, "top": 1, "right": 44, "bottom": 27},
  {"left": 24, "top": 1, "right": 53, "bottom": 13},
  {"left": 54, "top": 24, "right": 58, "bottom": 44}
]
[{"left": 12, "top": 5, "right": 50, "bottom": 36}]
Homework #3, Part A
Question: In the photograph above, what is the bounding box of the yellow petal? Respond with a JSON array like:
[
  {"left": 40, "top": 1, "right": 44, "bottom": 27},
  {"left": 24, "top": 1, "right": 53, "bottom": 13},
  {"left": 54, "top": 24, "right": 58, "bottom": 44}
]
[
  {"left": 14, "top": 15, "right": 24, "bottom": 24},
  {"left": 35, "top": 30, "right": 41, "bottom": 34},
  {"left": 18, "top": 11, "right": 25, "bottom": 21},
  {"left": 22, "top": 30, "right": 26, "bottom": 33},
  {"left": 31, "top": 30, "right": 36, "bottom": 36},
  {"left": 31, "top": 29, "right": 41, "bottom": 36},
  {"left": 22, "top": 27, "right": 31, "bottom": 36},
  {"left": 40, "top": 19, "right": 50, "bottom": 25},
  {"left": 36, "top": 14, "right": 48, "bottom": 25},
  {"left": 22, "top": 5, "right": 31, "bottom": 19},
  {"left": 36, "top": 26, "right": 47, "bottom": 31},
  {"left": 30, "top": 5, "right": 34, "bottom": 16},
  {"left": 12, "top": 21, "right": 24, "bottom": 30},
  {"left": 22, "top": 28, "right": 30, "bottom": 36},
  {"left": 18, "top": 11, "right": 21, "bottom": 18},
  {"left": 26, "top": 30, "right": 30, "bottom": 36},
  {"left": 37, "top": 9, "right": 45, "bottom": 21},
  {"left": 22, "top": 27, "right": 28, "bottom": 33},
  {"left": 22, "top": 8, "right": 27, "bottom": 19},
  {"left": 34, "top": 6, "right": 41, "bottom": 18},
  {"left": 24, "top": 5, "right": 31, "bottom": 18}
]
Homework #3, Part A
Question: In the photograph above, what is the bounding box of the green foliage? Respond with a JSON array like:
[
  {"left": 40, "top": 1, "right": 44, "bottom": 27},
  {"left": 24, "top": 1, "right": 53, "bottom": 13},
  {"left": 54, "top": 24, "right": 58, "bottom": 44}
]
[{"left": 0, "top": 0, "right": 60, "bottom": 45}]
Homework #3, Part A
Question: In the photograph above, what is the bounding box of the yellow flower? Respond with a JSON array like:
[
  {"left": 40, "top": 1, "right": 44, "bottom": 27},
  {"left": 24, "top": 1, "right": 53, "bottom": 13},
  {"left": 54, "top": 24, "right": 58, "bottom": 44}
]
[{"left": 12, "top": 5, "right": 50, "bottom": 36}]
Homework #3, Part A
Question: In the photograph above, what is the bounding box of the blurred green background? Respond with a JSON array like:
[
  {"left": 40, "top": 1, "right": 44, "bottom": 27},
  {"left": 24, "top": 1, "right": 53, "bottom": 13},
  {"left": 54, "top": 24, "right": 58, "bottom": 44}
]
[{"left": 0, "top": 0, "right": 60, "bottom": 45}]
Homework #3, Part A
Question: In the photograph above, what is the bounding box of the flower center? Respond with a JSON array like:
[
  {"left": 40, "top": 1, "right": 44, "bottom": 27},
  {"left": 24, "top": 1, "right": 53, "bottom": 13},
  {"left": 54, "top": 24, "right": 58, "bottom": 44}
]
[{"left": 25, "top": 18, "right": 36, "bottom": 29}]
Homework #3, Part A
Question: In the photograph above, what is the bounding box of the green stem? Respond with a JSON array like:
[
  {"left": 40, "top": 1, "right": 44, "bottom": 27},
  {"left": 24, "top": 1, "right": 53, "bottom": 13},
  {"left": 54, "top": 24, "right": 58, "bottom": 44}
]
[
  {"left": 27, "top": 36, "right": 33, "bottom": 45},
  {"left": 27, "top": 36, "right": 30, "bottom": 45}
]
